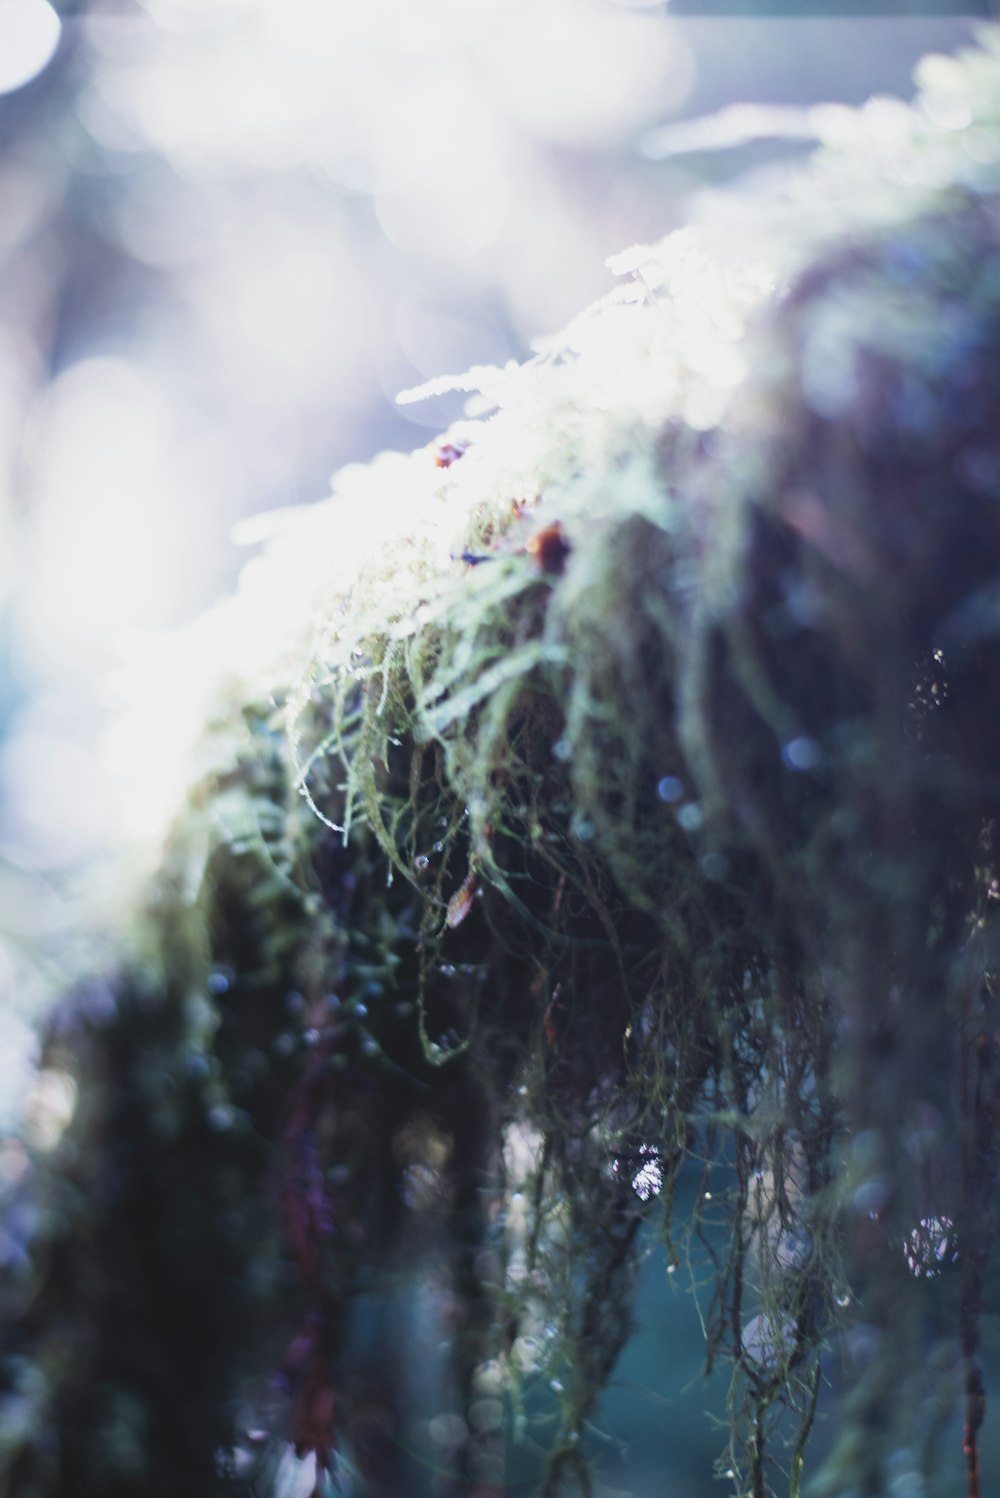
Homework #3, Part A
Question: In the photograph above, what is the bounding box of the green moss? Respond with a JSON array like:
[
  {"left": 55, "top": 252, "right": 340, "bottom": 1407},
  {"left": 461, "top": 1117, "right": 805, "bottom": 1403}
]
[{"left": 6, "top": 29, "right": 1000, "bottom": 1498}]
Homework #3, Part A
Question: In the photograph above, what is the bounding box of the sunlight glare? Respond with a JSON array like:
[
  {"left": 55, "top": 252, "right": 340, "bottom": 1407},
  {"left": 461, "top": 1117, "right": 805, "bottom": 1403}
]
[{"left": 0, "top": 0, "right": 61, "bottom": 97}]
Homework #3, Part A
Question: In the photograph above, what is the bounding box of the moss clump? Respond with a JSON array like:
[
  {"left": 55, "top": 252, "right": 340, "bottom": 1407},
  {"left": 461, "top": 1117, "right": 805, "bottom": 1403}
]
[{"left": 6, "top": 30, "right": 1000, "bottom": 1498}]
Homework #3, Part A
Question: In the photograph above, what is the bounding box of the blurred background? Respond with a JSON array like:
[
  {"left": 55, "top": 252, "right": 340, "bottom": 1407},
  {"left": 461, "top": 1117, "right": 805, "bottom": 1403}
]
[{"left": 0, "top": 2, "right": 994, "bottom": 1491}]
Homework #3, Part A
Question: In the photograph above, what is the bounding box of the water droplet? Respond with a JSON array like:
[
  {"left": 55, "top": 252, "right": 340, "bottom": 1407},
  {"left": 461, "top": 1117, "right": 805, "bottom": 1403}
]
[
  {"left": 742, "top": 1312, "right": 795, "bottom": 1369},
  {"left": 701, "top": 850, "right": 728, "bottom": 880},
  {"left": 303, "top": 1028, "right": 320, "bottom": 1047},
  {"left": 779, "top": 1228, "right": 813, "bottom": 1269},
  {"left": 354, "top": 1002, "right": 368, "bottom": 1018},
  {"left": 469, "top": 1397, "right": 504, "bottom": 1433},
  {"left": 904, "top": 1215, "right": 958, "bottom": 1278},
  {"left": 656, "top": 775, "right": 684, "bottom": 803},
  {"left": 782, "top": 736, "right": 822, "bottom": 772},
  {"left": 440, "top": 964, "right": 457, "bottom": 978},
  {"left": 853, "top": 1178, "right": 889, "bottom": 1217},
  {"left": 207, "top": 1105, "right": 234, "bottom": 1132},
  {"left": 207, "top": 967, "right": 233, "bottom": 996},
  {"left": 429, "top": 1412, "right": 467, "bottom": 1448},
  {"left": 851, "top": 1129, "right": 882, "bottom": 1169},
  {"left": 552, "top": 736, "right": 572, "bottom": 762},
  {"left": 677, "top": 803, "right": 704, "bottom": 832},
  {"left": 414, "top": 854, "right": 430, "bottom": 872}
]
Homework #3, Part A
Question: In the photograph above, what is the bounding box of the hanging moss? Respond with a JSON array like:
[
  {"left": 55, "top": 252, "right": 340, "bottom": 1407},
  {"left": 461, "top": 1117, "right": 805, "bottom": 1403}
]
[{"left": 5, "top": 30, "right": 1000, "bottom": 1498}]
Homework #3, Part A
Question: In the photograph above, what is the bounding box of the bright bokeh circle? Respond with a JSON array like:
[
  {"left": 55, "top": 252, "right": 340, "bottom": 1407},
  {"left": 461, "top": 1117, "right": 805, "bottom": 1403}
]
[{"left": 0, "top": 0, "right": 61, "bottom": 96}]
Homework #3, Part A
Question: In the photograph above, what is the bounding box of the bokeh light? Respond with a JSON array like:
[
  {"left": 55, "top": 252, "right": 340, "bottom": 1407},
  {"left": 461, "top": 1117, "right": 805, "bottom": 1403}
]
[{"left": 0, "top": 0, "right": 61, "bottom": 98}]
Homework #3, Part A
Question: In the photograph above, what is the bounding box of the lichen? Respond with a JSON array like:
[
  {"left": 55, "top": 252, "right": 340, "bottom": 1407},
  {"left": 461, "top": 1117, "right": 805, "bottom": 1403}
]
[{"left": 6, "top": 27, "right": 1000, "bottom": 1498}]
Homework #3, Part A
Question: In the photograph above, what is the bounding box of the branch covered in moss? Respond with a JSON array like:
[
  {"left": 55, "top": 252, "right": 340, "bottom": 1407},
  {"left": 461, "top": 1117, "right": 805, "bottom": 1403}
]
[{"left": 6, "top": 29, "right": 1000, "bottom": 1498}]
